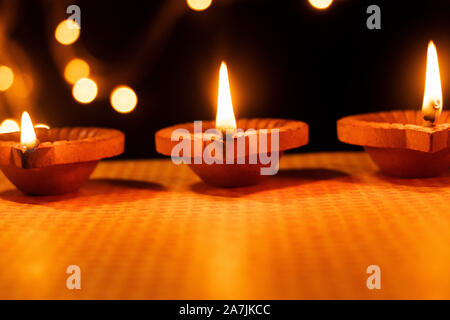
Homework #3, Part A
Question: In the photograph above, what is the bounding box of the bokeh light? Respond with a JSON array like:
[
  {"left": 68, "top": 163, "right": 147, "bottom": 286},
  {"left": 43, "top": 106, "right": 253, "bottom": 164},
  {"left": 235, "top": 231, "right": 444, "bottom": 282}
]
[
  {"left": 0, "top": 119, "right": 20, "bottom": 133},
  {"left": 186, "top": 0, "right": 212, "bottom": 11},
  {"left": 0, "top": 66, "right": 14, "bottom": 91},
  {"left": 110, "top": 86, "right": 138, "bottom": 113},
  {"left": 64, "top": 58, "right": 90, "bottom": 84},
  {"left": 55, "top": 19, "right": 80, "bottom": 45},
  {"left": 308, "top": 0, "right": 333, "bottom": 10},
  {"left": 72, "top": 78, "right": 98, "bottom": 104}
]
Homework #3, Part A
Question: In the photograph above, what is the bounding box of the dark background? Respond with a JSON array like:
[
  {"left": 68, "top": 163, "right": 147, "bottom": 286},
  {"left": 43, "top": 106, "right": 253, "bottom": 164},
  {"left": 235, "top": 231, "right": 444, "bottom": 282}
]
[{"left": 4, "top": 0, "right": 450, "bottom": 158}]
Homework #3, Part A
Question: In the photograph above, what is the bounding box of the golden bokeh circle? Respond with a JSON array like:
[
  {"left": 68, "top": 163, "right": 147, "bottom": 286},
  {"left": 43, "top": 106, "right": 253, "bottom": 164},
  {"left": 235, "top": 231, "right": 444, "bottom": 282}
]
[{"left": 110, "top": 86, "right": 138, "bottom": 113}]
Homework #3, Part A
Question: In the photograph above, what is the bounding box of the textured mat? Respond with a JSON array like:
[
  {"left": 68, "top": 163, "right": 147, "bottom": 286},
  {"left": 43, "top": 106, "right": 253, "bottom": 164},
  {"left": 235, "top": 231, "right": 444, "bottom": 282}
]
[{"left": 0, "top": 152, "right": 448, "bottom": 299}]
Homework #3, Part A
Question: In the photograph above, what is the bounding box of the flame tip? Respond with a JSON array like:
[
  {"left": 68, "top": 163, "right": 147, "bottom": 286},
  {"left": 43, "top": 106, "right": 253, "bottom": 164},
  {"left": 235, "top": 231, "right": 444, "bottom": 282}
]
[{"left": 220, "top": 61, "right": 228, "bottom": 69}]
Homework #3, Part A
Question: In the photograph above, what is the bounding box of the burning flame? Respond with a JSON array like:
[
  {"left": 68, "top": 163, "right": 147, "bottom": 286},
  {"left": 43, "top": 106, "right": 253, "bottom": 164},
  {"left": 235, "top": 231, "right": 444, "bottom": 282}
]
[
  {"left": 216, "top": 61, "right": 237, "bottom": 133},
  {"left": 422, "top": 41, "right": 443, "bottom": 124},
  {"left": 20, "top": 112, "right": 37, "bottom": 150}
]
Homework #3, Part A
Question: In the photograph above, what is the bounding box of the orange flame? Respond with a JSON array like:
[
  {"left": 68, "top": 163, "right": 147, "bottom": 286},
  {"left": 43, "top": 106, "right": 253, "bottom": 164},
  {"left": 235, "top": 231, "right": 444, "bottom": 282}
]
[
  {"left": 20, "top": 112, "right": 37, "bottom": 150},
  {"left": 216, "top": 62, "right": 237, "bottom": 133},
  {"left": 422, "top": 41, "right": 443, "bottom": 124}
]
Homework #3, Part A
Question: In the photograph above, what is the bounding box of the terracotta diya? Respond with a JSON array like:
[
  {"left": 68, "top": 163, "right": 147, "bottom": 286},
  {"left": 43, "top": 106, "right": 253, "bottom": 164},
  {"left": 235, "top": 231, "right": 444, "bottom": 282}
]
[
  {"left": 155, "top": 62, "right": 309, "bottom": 187},
  {"left": 338, "top": 41, "right": 450, "bottom": 178},
  {"left": 0, "top": 112, "right": 125, "bottom": 195}
]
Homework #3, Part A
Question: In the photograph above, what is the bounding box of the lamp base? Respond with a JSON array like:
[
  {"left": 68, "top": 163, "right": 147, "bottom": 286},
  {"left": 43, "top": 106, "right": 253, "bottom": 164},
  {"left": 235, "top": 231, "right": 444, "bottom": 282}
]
[
  {"left": 0, "top": 161, "right": 98, "bottom": 196},
  {"left": 365, "top": 147, "right": 450, "bottom": 178},
  {"left": 188, "top": 153, "right": 282, "bottom": 187},
  {"left": 189, "top": 163, "right": 263, "bottom": 187}
]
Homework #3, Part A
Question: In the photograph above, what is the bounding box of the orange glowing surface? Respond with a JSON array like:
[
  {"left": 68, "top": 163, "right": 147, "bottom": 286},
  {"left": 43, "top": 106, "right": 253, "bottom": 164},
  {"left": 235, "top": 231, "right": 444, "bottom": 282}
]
[{"left": 0, "top": 152, "right": 448, "bottom": 299}]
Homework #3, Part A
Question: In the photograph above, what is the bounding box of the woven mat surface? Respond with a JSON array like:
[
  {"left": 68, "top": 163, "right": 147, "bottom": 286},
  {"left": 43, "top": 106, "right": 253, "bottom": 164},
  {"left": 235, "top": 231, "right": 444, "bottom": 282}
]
[{"left": 0, "top": 152, "right": 448, "bottom": 299}]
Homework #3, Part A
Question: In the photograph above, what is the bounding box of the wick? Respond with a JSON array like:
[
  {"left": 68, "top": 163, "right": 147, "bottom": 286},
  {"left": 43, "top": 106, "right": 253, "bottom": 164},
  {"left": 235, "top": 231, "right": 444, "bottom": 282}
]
[
  {"left": 21, "top": 140, "right": 39, "bottom": 154},
  {"left": 218, "top": 127, "right": 236, "bottom": 140},
  {"left": 18, "top": 142, "right": 38, "bottom": 169},
  {"left": 433, "top": 99, "right": 441, "bottom": 110},
  {"left": 423, "top": 119, "right": 435, "bottom": 127}
]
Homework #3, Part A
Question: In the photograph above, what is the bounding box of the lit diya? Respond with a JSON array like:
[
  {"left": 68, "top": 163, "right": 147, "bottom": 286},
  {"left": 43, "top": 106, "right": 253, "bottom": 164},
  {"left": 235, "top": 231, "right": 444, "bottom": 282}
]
[
  {"left": 155, "top": 62, "right": 309, "bottom": 187},
  {"left": 338, "top": 41, "right": 449, "bottom": 178},
  {"left": 0, "top": 112, "right": 124, "bottom": 195}
]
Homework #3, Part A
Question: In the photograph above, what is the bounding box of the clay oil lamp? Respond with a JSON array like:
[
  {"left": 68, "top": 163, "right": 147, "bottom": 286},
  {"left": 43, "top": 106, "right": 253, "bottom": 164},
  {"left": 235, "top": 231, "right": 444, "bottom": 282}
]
[
  {"left": 0, "top": 112, "right": 125, "bottom": 195},
  {"left": 338, "top": 41, "right": 450, "bottom": 178},
  {"left": 155, "top": 62, "right": 309, "bottom": 187}
]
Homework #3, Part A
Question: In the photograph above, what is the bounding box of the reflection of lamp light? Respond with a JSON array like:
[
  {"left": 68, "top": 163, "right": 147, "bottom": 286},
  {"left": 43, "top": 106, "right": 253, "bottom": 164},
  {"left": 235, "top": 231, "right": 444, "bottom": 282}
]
[
  {"left": 35, "top": 124, "right": 50, "bottom": 130},
  {"left": 186, "top": 0, "right": 212, "bottom": 11},
  {"left": 309, "top": 0, "right": 333, "bottom": 10},
  {"left": 110, "top": 86, "right": 138, "bottom": 113},
  {"left": 0, "top": 119, "right": 20, "bottom": 133},
  {"left": 0, "top": 66, "right": 14, "bottom": 91},
  {"left": 64, "top": 59, "right": 90, "bottom": 84},
  {"left": 72, "top": 78, "right": 98, "bottom": 104},
  {"left": 55, "top": 19, "right": 80, "bottom": 45}
]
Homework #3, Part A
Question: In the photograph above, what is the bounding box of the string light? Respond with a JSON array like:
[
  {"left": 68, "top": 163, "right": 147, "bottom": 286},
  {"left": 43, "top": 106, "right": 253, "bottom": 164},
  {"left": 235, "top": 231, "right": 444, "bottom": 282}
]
[
  {"left": 55, "top": 19, "right": 80, "bottom": 45},
  {"left": 46, "top": 1, "right": 179, "bottom": 110},
  {"left": 110, "top": 86, "right": 138, "bottom": 113},
  {"left": 186, "top": 0, "right": 212, "bottom": 11},
  {"left": 308, "top": 0, "right": 333, "bottom": 10},
  {"left": 72, "top": 78, "right": 98, "bottom": 103},
  {"left": 0, "top": 66, "right": 14, "bottom": 91},
  {"left": 0, "top": 119, "right": 20, "bottom": 133},
  {"left": 64, "top": 58, "right": 90, "bottom": 84}
]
